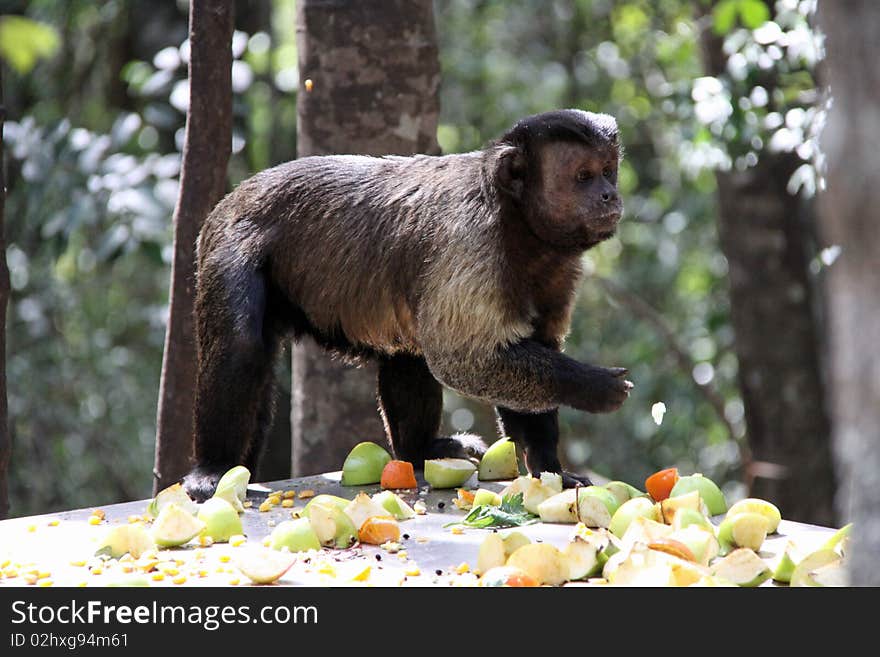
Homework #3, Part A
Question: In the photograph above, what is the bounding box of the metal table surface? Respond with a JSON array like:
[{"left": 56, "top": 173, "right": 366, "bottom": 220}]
[{"left": 0, "top": 472, "right": 837, "bottom": 587}]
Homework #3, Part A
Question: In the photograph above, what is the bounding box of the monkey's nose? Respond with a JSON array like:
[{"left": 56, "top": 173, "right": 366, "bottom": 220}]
[{"left": 601, "top": 191, "right": 618, "bottom": 203}]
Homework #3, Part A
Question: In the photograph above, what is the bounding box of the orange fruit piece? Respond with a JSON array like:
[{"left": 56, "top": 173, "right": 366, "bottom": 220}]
[
  {"left": 358, "top": 516, "right": 401, "bottom": 545},
  {"left": 645, "top": 467, "right": 679, "bottom": 502},
  {"left": 380, "top": 460, "right": 418, "bottom": 490},
  {"left": 648, "top": 538, "right": 697, "bottom": 563}
]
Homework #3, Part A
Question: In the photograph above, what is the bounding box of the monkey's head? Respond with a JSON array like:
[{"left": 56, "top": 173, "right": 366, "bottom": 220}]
[{"left": 494, "top": 109, "right": 623, "bottom": 252}]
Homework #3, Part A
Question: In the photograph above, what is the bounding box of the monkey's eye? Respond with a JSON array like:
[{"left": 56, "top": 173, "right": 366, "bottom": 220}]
[
  {"left": 602, "top": 167, "right": 615, "bottom": 179},
  {"left": 576, "top": 170, "right": 593, "bottom": 182}
]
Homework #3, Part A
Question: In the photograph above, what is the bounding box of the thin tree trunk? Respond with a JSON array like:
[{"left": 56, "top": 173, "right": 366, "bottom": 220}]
[
  {"left": 699, "top": 7, "right": 835, "bottom": 525},
  {"left": 0, "top": 66, "right": 11, "bottom": 519},
  {"left": 153, "top": 0, "right": 233, "bottom": 493},
  {"left": 818, "top": 1, "right": 880, "bottom": 585},
  {"left": 292, "top": 0, "right": 440, "bottom": 476}
]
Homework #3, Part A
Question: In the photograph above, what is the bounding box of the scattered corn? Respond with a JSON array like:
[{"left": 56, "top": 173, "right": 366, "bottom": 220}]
[
  {"left": 229, "top": 535, "right": 247, "bottom": 547},
  {"left": 415, "top": 536, "right": 430, "bottom": 544},
  {"left": 258, "top": 501, "right": 273, "bottom": 513},
  {"left": 228, "top": 577, "right": 240, "bottom": 586},
  {"left": 48, "top": 519, "right": 60, "bottom": 527},
  {"left": 405, "top": 566, "right": 421, "bottom": 577},
  {"left": 38, "top": 579, "right": 54, "bottom": 587},
  {"left": 172, "top": 575, "right": 187, "bottom": 585},
  {"left": 243, "top": 501, "right": 253, "bottom": 508},
  {"left": 23, "top": 574, "right": 38, "bottom": 585},
  {"left": 298, "top": 490, "right": 315, "bottom": 499},
  {"left": 282, "top": 490, "right": 297, "bottom": 499},
  {"left": 87, "top": 516, "right": 102, "bottom": 526},
  {"left": 151, "top": 573, "right": 165, "bottom": 582},
  {"left": 199, "top": 536, "right": 214, "bottom": 547},
  {"left": 351, "top": 565, "right": 371, "bottom": 582},
  {"left": 27, "top": 524, "right": 37, "bottom": 532},
  {"left": 69, "top": 559, "right": 87, "bottom": 568},
  {"left": 92, "top": 509, "right": 106, "bottom": 520},
  {"left": 455, "top": 562, "right": 471, "bottom": 574},
  {"left": 127, "top": 515, "right": 141, "bottom": 524},
  {"left": 4, "top": 568, "right": 18, "bottom": 578},
  {"left": 281, "top": 499, "right": 295, "bottom": 508},
  {"left": 450, "top": 526, "right": 464, "bottom": 535},
  {"left": 38, "top": 570, "right": 51, "bottom": 579},
  {"left": 397, "top": 551, "right": 408, "bottom": 560},
  {"left": 90, "top": 567, "right": 103, "bottom": 576},
  {"left": 219, "top": 554, "right": 231, "bottom": 563}
]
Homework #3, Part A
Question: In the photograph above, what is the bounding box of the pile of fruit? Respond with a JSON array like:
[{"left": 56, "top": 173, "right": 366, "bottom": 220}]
[{"left": 26, "top": 436, "right": 847, "bottom": 587}]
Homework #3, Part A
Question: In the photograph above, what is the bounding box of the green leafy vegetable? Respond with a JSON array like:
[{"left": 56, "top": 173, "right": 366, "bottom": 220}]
[{"left": 447, "top": 492, "right": 538, "bottom": 529}]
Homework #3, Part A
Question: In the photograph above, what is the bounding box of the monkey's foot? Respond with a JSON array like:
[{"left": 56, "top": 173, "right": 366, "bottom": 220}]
[
  {"left": 424, "top": 433, "right": 487, "bottom": 462},
  {"left": 561, "top": 470, "right": 593, "bottom": 488},
  {"left": 181, "top": 465, "right": 228, "bottom": 502}
]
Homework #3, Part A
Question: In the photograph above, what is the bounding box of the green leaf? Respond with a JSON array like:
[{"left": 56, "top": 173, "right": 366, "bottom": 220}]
[
  {"left": 0, "top": 16, "right": 60, "bottom": 74},
  {"left": 738, "top": 0, "right": 770, "bottom": 29},
  {"left": 446, "top": 492, "right": 538, "bottom": 529},
  {"left": 712, "top": 0, "right": 739, "bottom": 35}
]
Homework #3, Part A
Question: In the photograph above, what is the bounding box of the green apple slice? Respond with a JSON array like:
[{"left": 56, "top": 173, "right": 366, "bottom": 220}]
[
  {"left": 307, "top": 500, "right": 358, "bottom": 549},
  {"left": 620, "top": 516, "right": 673, "bottom": 548},
  {"left": 197, "top": 497, "right": 244, "bottom": 543},
  {"left": 371, "top": 490, "right": 416, "bottom": 520},
  {"left": 539, "top": 472, "right": 563, "bottom": 493},
  {"left": 147, "top": 482, "right": 198, "bottom": 518},
  {"left": 537, "top": 489, "right": 578, "bottom": 523},
  {"left": 521, "top": 478, "right": 559, "bottom": 515},
  {"left": 609, "top": 497, "right": 659, "bottom": 538},
  {"left": 472, "top": 489, "right": 502, "bottom": 508},
  {"left": 576, "top": 486, "right": 620, "bottom": 528},
  {"left": 806, "top": 559, "right": 848, "bottom": 587},
  {"left": 213, "top": 465, "right": 251, "bottom": 513},
  {"left": 424, "top": 458, "right": 477, "bottom": 489},
  {"left": 822, "top": 522, "right": 852, "bottom": 556},
  {"left": 151, "top": 502, "right": 206, "bottom": 548},
  {"left": 478, "top": 438, "right": 519, "bottom": 481},
  {"left": 669, "top": 473, "right": 727, "bottom": 516},
  {"left": 506, "top": 543, "right": 568, "bottom": 586},
  {"left": 269, "top": 519, "right": 321, "bottom": 553},
  {"left": 562, "top": 536, "right": 600, "bottom": 580},
  {"left": 303, "top": 494, "right": 351, "bottom": 518},
  {"left": 668, "top": 525, "right": 720, "bottom": 566},
  {"left": 710, "top": 548, "right": 771, "bottom": 587},
  {"left": 726, "top": 498, "right": 781, "bottom": 534},
  {"left": 344, "top": 491, "right": 393, "bottom": 530},
  {"left": 790, "top": 549, "right": 842, "bottom": 587},
  {"left": 236, "top": 549, "right": 297, "bottom": 585},
  {"left": 96, "top": 524, "right": 156, "bottom": 559},
  {"left": 660, "top": 490, "right": 702, "bottom": 524},
  {"left": 671, "top": 507, "right": 714, "bottom": 533},
  {"left": 477, "top": 533, "right": 507, "bottom": 574},
  {"left": 772, "top": 541, "right": 800, "bottom": 583},
  {"left": 501, "top": 531, "right": 531, "bottom": 556},
  {"left": 605, "top": 481, "right": 646, "bottom": 506},
  {"left": 717, "top": 511, "right": 768, "bottom": 553},
  {"left": 341, "top": 442, "right": 392, "bottom": 486}
]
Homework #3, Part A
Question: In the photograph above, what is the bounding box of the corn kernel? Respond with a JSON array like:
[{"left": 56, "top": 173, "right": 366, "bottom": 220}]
[
  {"left": 4, "top": 568, "right": 18, "bottom": 578},
  {"left": 194, "top": 549, "right": 205, "bottom": 560},
  {"left": 405, "top": 566, "right": 421, "bottom": 577},
  {"left": 77, "top": 582, "right": 88, "bottom": 588},
  {"left": 172, "top": 575, "right": 187, "bottom": 585},
  {"left": 199, "top": 536, "right": 214, "bottom": 547},
  {"left": 0, "top": 559, "right": 9, "bottom": 569},
  {"left": 48, "top": 519, "right": 60, "bottom": 527},
  {"left": 162, "top": 567, "right": 179, "bottom": 577},
  {"left": 87, "top": 516, "right": 102, "bottom": 526},
  {"left": 23, "top": 574, "right": 38, "bottom": 585},
  {"left": 229, "top": 535, "right": 246, "bottom": 547},
  {"left": 282, "top": 490, "right": 296, "bottom": 499},
  {"left": 317, "top": 563, "right": 336, "bottom": 577},
  {"left": 121, "top": 564, "right": 134, "bottom": 574},
  {"left": 174, "top": 558, "right": 185, "bottom": 566},
  {"left": 397, "top": 550, "right": 408, "bottom": 560},
  {"left": 70, "top": 559, "right": 87, "bottom": 568},
  {"left": 198, "top": 569, "right": 209, "bottom": 578},
  {"left": 298, "top": 490, "right": 315, "bottom": 499},
  {"left": 92, "top": 509, "right": 106, "bottom": 520},
  {"left": 228, "top": 577, "right": 240, "bottom": 586},
  {"left": 151, "top": 573, "right": 165, "bottom": 582},
  {"left": 262, "top": 537, "right": 271, "bottom": 547},
  {"left": 243, "top": 501, "right": 253, "bottom": 508},
  {"left": 219, "top": 554, "right": 231, "bottom": 563},
  {"left": 27, "top": 524, "right": 37, "bottom": 532},
  {"left": 38, "top": 570, "right": 51, "bottom": 579},
  {"left": 38, "top": 579, "right": 54, "bottom": 587},
  {"left": 281, "top": 499, "right": 294, "bottom": 508},
  {"left": 415, "top": 536, "right": 429, "bottom": 544},
  {"left": 455, "top": 562, "right": 470, "bottom": 574},
  {"left": 351, "top": 566, "right": 371, "bottom": 582},
  {"left": 127, "top": 515, "right": 141, "bottom": 524},
  {"left": 258, "top": 501, "right": 273, "bottom": 513},
  {"left": 90, "top": 567, "right": 103, "bottom": 576},
  {"left": 450, "top": 526, "right": 464, "bottom": 535}
]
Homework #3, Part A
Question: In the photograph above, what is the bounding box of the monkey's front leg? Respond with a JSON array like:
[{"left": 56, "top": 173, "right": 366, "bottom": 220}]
[
  {"left": 495, "top": 407, "right": 591, "bottom": 487},
  {"left": 424, "top": 338, "right": 632, "bottom": 415}
]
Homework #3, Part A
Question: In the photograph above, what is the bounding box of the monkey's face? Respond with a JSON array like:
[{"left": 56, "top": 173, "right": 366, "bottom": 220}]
[{"left": 529, "top": 141, "right": 623, "bottom": 251}]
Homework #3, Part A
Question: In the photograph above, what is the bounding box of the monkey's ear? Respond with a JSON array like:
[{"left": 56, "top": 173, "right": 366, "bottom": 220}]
[{"left": 495, "top": 145, "right": 527, "bottom": 201}]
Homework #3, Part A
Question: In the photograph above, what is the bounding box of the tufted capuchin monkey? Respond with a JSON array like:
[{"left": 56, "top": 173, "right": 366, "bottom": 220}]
[{"left": 182, "top": 109, "right": 632, "bottom": 500}]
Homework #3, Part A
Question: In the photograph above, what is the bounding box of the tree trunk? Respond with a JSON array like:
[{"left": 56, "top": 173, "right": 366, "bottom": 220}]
[
  {"left": 699, "top": 10, "right": 835, "bottom": 525},
  {"left": 292, "top": 0, "right": 440, "bottom": 476},
  {"left": 153, "top": 0, "right": 233, "bottom": 493},
  {"left": 0, "top": 67, "right": 11, "bottom": 519},
  {"left": 817, "top": 2, "right": 880, "bottom": 585}
]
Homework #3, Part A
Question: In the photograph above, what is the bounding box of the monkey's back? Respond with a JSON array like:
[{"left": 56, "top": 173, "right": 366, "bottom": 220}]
[{"left": 198, "top": 151, "right": 513, "bottom": 357}]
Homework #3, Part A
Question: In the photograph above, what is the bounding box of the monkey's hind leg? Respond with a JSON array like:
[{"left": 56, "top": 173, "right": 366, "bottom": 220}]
[
  {"left": 182, "top": 264, "right": 277, "bottom": 501},
  {"left": 377, "top": 354, "right": 486, "bottom": 466},
  {"left": 495, "top": 406, "right": 591, "bottom": 488}
]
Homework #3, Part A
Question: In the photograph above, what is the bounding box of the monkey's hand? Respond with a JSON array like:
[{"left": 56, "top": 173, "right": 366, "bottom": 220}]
[
  {"left": 181, "top": 465, "right": 227, "bottom": 502},
  {"left": 568, "top": 365, "right": 633, "bottom": 413}
]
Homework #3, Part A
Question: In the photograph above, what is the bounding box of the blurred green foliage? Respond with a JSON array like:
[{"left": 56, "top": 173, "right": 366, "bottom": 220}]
[{"left": 1, "top": 0, "right": 821, "bottom": 516}]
